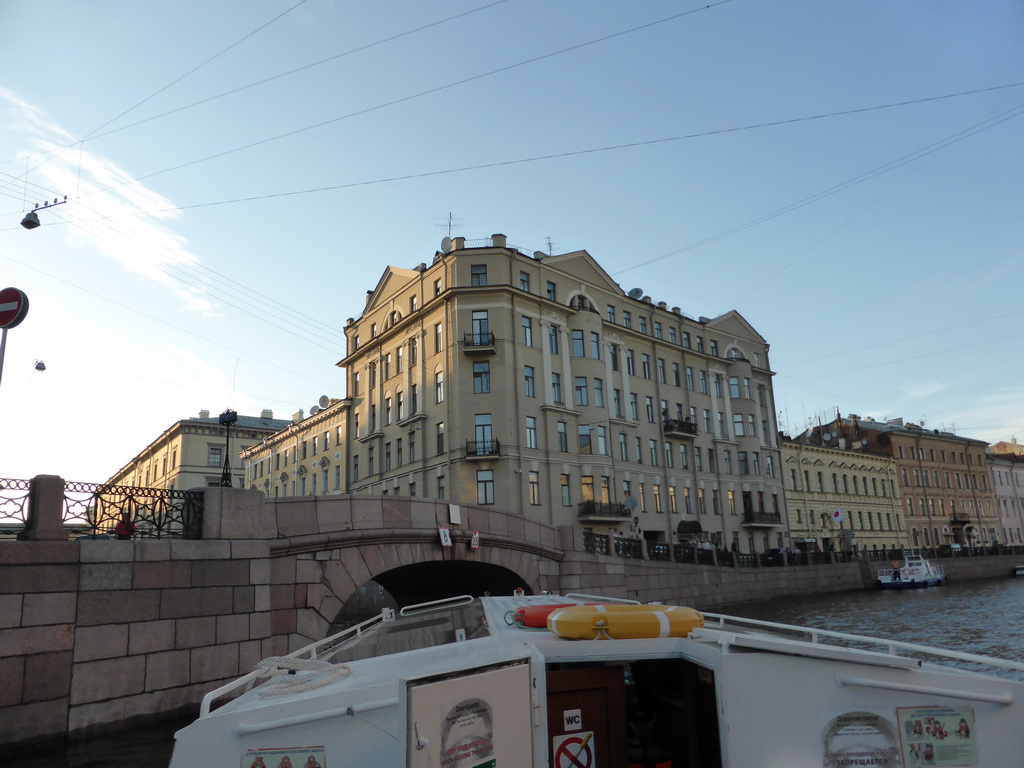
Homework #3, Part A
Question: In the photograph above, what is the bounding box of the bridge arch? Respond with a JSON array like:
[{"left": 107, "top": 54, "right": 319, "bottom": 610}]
[{"left": 266, "top": 495, "right": 564, "bottom": 645}]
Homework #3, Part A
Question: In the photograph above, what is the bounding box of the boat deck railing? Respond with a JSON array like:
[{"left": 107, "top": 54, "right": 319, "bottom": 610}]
[
  {"left": 700, "top": 612, "right": 1024, "bottom": 679},
  {"left": 199, "top": 608, "right": 397, "bottom": 717}
]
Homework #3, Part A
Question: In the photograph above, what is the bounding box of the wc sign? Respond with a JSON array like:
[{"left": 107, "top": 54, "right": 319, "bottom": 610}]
[{"left": 563, "top": 709, "right": 582, "bottom": 730}]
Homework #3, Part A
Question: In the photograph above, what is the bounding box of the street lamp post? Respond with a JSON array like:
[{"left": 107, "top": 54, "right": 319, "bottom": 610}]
[{"left": 219, "top": 409, "right": 238, "bottom": 487}]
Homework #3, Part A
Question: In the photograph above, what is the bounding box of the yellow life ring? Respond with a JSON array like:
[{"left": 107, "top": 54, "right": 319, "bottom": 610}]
[{"left": 547, "top": 604, "right": 704, "bottom": 641}]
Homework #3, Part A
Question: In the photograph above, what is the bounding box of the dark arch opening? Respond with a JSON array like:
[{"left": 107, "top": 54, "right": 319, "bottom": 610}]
[{"left": 330, "top": 560, "right": 530, "bottom": 632}]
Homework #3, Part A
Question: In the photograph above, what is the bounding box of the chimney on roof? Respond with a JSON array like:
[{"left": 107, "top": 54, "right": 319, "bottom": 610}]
[
  {"left": 261, "top": 409, "right": 274, "bottom": 419},
  {"left": 452, "top": 237, "right": 466, "bottom": 250},
  {"left": 199, "top": 410, "right": 210, "bottom": 419},
  {"left": 491, "top": 233, "right": 507, "bottom": 248}
]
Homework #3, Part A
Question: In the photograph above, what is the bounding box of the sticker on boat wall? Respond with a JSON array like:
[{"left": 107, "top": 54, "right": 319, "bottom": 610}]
[
  {"left": 552, "top": 731, "right": 594, "bottom": 768},
  {"left": 897, "top": 705, "right": 976, "bottom": 767},
  {"left": 821, "top": 711, "right": 900, "bottom": 768},
  {"left": 243, "top": 746, "right": 325, "bottom": 768}
]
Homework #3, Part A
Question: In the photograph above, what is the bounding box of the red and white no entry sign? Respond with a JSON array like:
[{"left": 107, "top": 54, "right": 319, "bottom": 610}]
[{"left": 0, "top": 287, "right": 29, "bottom": 330}]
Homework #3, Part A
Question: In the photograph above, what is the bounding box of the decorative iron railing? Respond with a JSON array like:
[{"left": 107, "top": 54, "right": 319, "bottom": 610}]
[
  {"left": 465, "top": 439, "right": 500, "bottom": 457},
  {"left": 577, "top": 500, "right": 630, "bottom": 519},
  {"left": 0, "top": 478, "right": 31, "bottom": 529},
  {"left": 65, "top": 481, "right": 203, "bottom": 539},
  {"left": 582, "top": 530, "right": 609, "bottom": 556},
  {"left": 0, "top": 478, "right": 202, "bottom": 539},
  {"left": 662, "top": 418, "right": 698, "bottom": 436}
]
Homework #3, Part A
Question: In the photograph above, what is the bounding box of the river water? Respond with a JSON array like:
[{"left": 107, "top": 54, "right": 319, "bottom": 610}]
[{"left": 20, "top": 577, "right": 1024, "bottom": 767}]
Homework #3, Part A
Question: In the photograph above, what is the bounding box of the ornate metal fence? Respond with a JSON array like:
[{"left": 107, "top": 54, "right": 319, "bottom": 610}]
[
  {"left": 0, "top": 479, "right": 31, "bottom": 532},
  {"left": 0, "top": 478, "right": 202, "bottom": 539},
  {"left": 65, "top": 481, "right": 203, "bottom": 539}
]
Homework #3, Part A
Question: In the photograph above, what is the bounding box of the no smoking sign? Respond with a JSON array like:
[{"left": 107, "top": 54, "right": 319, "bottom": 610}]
[{"left": 552, "top": 731, "right": 595, "bottom": 768}]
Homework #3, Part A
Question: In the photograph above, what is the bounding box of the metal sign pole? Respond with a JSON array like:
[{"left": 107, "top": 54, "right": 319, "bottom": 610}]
[{"left": 0, "top": 327, "right": 7, "bottom": 389}]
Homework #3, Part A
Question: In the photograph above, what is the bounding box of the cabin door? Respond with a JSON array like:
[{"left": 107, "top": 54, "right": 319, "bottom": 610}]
[{"left": 546, "top": 666, "right": 627, "bottom": 768}]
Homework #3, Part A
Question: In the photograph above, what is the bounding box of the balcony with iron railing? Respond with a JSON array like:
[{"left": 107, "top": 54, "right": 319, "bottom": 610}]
[
  {"left": 577, "top": 500, "right": 630, "bottom": 522},
  {"left": 463, "top": 332, "right": 496, "bottom": 354},
  {"left": 742, "top": 510, "right": 782, "bottom": 527},
  {"left": 662, "top": 418, "right": 698, "bottom": 438},
  {"left": 465, "top": 439, "right": 500, "bottom": 459}
]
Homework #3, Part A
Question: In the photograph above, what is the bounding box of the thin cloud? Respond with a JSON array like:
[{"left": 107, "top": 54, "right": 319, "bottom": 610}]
[{"left": 2, "top": 89, "right": 216, "bottom": 315}]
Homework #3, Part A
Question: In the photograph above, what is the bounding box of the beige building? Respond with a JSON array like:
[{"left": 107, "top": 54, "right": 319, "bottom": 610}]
[
  {"left": 106, "top": 409, "right": 291, "bottom": 490},
  {"left": 241, "top": 399, "right": 348, "bottom": 497},
  {"left": 989, "top": 451, "right": 1024, "bottom": 546},
  {"left": 781, "top": 439, "right": 904, "bottom": 553},
  {"left": 814, "top": 416, "right": 997, "bottom": 549},
  {"left": 331, "top": 233, "right": 786, "bottom": 554}
]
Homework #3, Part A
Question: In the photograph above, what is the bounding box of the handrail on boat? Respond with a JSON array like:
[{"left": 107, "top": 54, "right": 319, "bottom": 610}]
[
  {"left": 399, "top": 594, "right": 475, "bottom": 617},
  {"left": 700, "top": 612, "right": 1024, "bottom": 674},
  {"left": 563, "top": 592, "right": 640, "bottom": 605},
  {"left": 199, "top": 608, "right": 396, "bottom": 717}
]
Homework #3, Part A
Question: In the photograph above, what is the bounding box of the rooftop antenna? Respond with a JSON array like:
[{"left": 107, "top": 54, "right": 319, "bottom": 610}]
[
  {"left": 433, "top": 212, "right": 464, "bottom": 239},
  {"left": 546, "top": 236, "right": 554, "bottom": 256}
]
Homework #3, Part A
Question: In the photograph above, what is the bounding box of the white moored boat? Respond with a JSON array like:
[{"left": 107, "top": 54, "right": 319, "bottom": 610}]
[
  {"left": 170, "top": 592, "right": 1024, "bottom": 768},
  {"left": 876, "top": 551, "right": 947, "bottom": 589}
]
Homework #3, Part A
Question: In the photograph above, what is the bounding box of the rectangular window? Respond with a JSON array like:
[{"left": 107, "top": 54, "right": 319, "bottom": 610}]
[
  {"left": 547, "top": 281, "right": 557, "bottom": 300},
  {"left": 590, "top": 331, "right": 601, "bottom": 359},
  {"left": 560, "top": 474, "right": 571, "bottom": 505},
  {"left": 551, "top": 373, "right": 562, "bottom": 403},
  {"left": 574, "top": 376, "right": 589, "bottom": 406},
  {"left": 437, "top": 474, "right": 445, "bottom": 498},
  {"left": 519, "top": 271, "right": 530, "bottom": 291},
  {"left": 558, "top": 422, "right": 569, "bottom": 452},
  {"left": 680, "top": 444, "right": 689, "bottom": 469},
  {"left": 686, "top": 366, "right": 694, "bottom": 390},
  {"left": 594, "top": 378, "right": 605, "bottom": 407},
  {"left": 699, "top": 370, "right": 708, "bottom": 394},
  {"left": 473, "top": 361, "right": 490, "bottom": 393},
  {"left": 524, "top": 366, "right": 536, "bottom": 397},
  {"left": 548, "top": 324, "right": 559, "bottom": 354},
  {"left": 626, "top": 350, "right": 636, "bottom": 376},
  {"left": 654, "top": 321, "right": 663, "bottom": 339},
  {"left": 629, "top": 393, "right": 639, "bottom": 420},
  {"left": 476, "top": 470, "right": 494, "bottom": 504},
  {"left": 638, "top": 316, "right": 648, "bottom": 334},
  {"left": 579, "top": 426, "right": 592, "bottom": 454},
  {"left": 682, "top": 331, "right": 691, "bottom": 349},
  {"left": 436, "top": 422, "right": 445, "bottom": 455},
  {"left": 521, "top": 316, "right": 533, "bottom": 346},
  {"left": 529, "top": 471, "right": 540, "bottom": 504},
  {"left": 709, "top": 340, "right": 718, "bottom": 356},
  {"left": 738, "top": 451, "right": 749, "bottom": 475},
  {"left": 733, "top": 413, "right": 744, "bottom": 436},
  {"left": 649, "top": 439, "right": 658, "bottom": 466},
  {"left": 434, "top": 323, "right": 443, "bottom": 353},
  {"left": 622, "top": 311, "right": 631, "bottom": 328},
  {"left": 696, "top": 336, "right": 704, "bottom": 353},
  {"left": 571, "top": 330, "right": 585, "bottom": 357},
  {"left": 526, "top": 416, "right": 538, "bottom": 449},
  {"left": 606, "top": 305, "right": 616, "bottom": 323},
  {"left": 435, "top": 371, "right": 444, "bottom": 403},
  {"left": 471, "top": 264, "right": 487, "bottom": 286},
  {"left": 434, "top": 279, "right": 442, "bottom": 296},
  {"left": 645, "top": 396, "right": 656, "bottom": 423},
  {"left": 641, "top": 354, "right": 651, "bottom": 379}
]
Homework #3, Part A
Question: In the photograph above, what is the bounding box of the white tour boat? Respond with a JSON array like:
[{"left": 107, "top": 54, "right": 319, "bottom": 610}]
[
  {"left": 876, "top": 551, "right": 947, "bottom": 589},
  {"left": 170, "top": 592, "right": 1024, "bottom": 768}
]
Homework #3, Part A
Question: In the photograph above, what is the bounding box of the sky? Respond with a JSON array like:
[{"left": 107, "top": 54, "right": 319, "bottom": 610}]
[{"left": 1, "top": 0, "right": 1022, "bottom": 482}]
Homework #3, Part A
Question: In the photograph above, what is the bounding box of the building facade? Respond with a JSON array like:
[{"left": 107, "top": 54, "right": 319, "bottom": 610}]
[
  {"left": 781, "top": 439, "right": 904, "bottom": 553},
  {"left": 815, "top": 416, "right": 997, "bottom": 549},
  {"left": 989, "top": 452, "right": 1024, "bottom": 546},
  {"left": 334, "top": 233, "right": 786, "bottom": 553},
  {"left": 106, "top": 410, "right": 292, "bottom": 490},
  {"left": 241, "top": 400, "right": 348, "bottom": 498}
]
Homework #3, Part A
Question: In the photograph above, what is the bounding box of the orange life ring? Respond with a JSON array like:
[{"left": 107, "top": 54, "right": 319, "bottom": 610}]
[{"left": 547, "top": 604, "right": 704, "bottom": 641}]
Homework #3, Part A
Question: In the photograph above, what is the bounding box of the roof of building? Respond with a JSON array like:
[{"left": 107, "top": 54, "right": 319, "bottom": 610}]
[{"left": 185, "top": 415, "right": 293, "bottom": 430}]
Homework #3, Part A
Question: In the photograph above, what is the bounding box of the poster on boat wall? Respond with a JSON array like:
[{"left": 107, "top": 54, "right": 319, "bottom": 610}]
[
  {"left": 821, "top": 711, "right": 901, "bottom": 768},
  {"left": 897, "top": 706, "right": 976, "bottom": 767},
  {"left": 406, "top": 660, "right": 532, "bottom": 768}
]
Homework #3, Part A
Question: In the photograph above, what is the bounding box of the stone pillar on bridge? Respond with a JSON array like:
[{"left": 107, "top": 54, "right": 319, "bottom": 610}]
[
  {"left": 201, "top": 487, "right": 277, "bottom": 540},
  {"left": 17, "top": 474, "right": 67, "bottom": 541}
]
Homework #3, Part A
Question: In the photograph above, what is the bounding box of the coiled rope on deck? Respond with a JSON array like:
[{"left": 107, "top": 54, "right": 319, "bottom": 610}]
[{"left": 253, "top": 656, "right": 352, "bottom": 697}]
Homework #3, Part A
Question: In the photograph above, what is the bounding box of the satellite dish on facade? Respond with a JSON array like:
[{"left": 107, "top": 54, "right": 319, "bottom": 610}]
[
  {"left": 441, "top": 236, "right": 452, "bottom": 253},
  {"left": 627, "top": 288, "right": 644, "bottom": 300},
  {"left": 624, "top": 495, "right": 639, "bottom": 511},
  {"left": 318, "top": 395, "right": 330, "bottom": 409},
  {"left": 310, "top": 406, "right": 321, "bottom": 415}
]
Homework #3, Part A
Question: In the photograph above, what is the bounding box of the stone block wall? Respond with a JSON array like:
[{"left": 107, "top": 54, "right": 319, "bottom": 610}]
[{"left": 0, "top": 537, "right": 274, "bottom": 748}]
